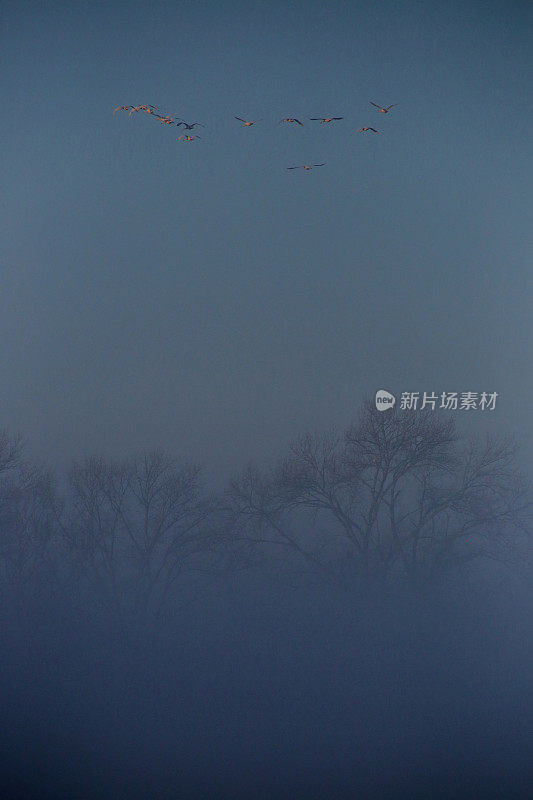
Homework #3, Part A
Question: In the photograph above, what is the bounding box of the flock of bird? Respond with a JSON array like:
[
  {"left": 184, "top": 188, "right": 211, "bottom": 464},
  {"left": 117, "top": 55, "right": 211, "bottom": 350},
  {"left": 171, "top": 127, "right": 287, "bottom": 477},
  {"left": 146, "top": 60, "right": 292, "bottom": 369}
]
[{"left": 113, "top": 102, "right": 398, "bottom": 170}]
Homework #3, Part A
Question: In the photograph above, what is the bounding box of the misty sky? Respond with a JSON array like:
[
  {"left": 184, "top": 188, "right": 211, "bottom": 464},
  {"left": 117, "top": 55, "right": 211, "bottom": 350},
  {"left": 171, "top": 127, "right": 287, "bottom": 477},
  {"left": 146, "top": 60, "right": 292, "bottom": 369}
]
[{"left": 2, "top": 0, "right": 532, "bottom": 478}]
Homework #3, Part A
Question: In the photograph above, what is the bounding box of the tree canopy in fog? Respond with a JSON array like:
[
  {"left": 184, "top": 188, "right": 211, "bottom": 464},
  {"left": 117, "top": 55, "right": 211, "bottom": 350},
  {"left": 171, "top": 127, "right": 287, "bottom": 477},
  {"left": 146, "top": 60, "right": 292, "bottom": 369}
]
[
  {"left": 0, "top": 432, "right": 56, "bottom": 598},
  {"left": 0, "top": 400, "right": 530, "bottom": 625},
  {"left": 62, "top": 451, "right": 218, "bottom": 632},
  {"left": 227, "top": 402, "right": 529, "bottom": 588}
]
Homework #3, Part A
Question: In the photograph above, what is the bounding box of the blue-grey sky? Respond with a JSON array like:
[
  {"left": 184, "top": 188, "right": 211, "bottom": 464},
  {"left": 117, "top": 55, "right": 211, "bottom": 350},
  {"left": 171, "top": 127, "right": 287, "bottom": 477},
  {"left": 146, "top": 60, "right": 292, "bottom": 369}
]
[{"left": 2, "top": 0, "right": 532, "bottom": 479}]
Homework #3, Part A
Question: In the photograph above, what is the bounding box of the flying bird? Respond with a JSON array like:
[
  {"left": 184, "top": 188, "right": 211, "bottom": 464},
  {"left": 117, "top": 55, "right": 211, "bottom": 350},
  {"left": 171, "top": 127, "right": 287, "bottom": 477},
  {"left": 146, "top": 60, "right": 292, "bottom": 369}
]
[
  {"left": 287, "top": 163, "right": 326, "bottom": 171},
  {"left": 357, "top": 127, "right": 379, "bottom": 133},
  {"left": 370, "top": 102, "right": 396, "bottom": 113},
  {"left": 309, "top": 117, "right": 343, "bottom": 123},
  {"left": 154, "top": 115, "right": 176, "bottom": 125},
  {"left": 129, "top": 105, "right": 158, "bottom": 116},
  {"left": 178, "top": 134, "right": 201, "bottom": 141},
  {"left": 113, "top": 106, "right": 131, "bottom": 115},
  {"left": 279, "top": 117, "right": 303, "bottom": 126},
  {"left": 176, "top": 121, "right": 205, "bottom": 130},
  {"left": 234, "top": 117, "right": 262, "bottom": 126}
]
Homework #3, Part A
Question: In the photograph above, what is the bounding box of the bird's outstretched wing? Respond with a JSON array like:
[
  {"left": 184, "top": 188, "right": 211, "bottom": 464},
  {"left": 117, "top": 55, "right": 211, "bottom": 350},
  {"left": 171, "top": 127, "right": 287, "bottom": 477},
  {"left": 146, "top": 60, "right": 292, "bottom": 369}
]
[
  {"left": 385, "top": 104, "right": 397, "bottom": 111},
  {"left": 370, "top": 102, "right": 383, "bottom": 110},
  {"left": 313, "top": 163, "right": 326, "bottom": 167},
  {"left": 235, "top": 117, "right": 246, "bottom": 122}
]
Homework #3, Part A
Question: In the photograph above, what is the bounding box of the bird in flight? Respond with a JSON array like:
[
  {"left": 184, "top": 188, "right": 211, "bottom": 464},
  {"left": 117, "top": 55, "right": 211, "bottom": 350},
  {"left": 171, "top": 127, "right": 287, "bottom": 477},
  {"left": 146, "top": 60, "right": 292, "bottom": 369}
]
[
  {"left": 235, "top": 117, "right": 262, "bottom": 126},
  {"left": 309, "top": 117, "right": 343, "bottom": 123},
  {"left": 113, "top": 106, "right": 131, "bottom": 115},
  {"left": 155, "top": 115, "right": 177, "bottom": 125},
  {"left": 176, "top": 121, "right": 205, "bottom": 130},
  {"left": 279, "top": 117, "right": 303, "bottom": 126},
  {"left": 129, "top": 105, "right": 158, "bottom": 116},
  {"left": 370, "top": 102, "right": 396, "bottom": 113},
  {"left": 357, "top": 127, "right": 379, "bottom": 133},
  {"left": 287, "top": 163, "right": 326, "bottom": 171},
  {"left": 178, "top": 134, "right": 201, "bottom": 141}
]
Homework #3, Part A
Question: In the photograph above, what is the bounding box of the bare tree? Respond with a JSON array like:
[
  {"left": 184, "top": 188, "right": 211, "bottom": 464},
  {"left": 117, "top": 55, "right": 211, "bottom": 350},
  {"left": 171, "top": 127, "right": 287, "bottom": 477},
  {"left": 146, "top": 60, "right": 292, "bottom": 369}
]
[
  {"left": 64, "top": 450, "right": 218, "bottom": 634},
  {"left": 226, "top": 402, "right": 530, "bottom": 588},
  {"left": 0, "top": 431, "right": 57, "bottom": 600}
]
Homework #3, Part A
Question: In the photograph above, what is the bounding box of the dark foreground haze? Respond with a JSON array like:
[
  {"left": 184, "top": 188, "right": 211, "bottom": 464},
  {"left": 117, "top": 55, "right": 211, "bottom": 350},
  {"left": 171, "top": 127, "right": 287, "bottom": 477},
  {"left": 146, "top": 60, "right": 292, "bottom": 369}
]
[
  {"left": 2, "top": 568, "right": 531, "bottom": 799},
  {"left": 0, "top": 405, "right": 531, "bottom": 799}
]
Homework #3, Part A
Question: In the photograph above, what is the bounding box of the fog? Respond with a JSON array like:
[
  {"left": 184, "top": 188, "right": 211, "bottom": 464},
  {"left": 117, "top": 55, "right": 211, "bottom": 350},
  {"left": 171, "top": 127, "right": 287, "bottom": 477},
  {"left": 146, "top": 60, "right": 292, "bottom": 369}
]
[
  {"left": 1, "top": 405, "right": 531, "bottom": 798},
  {"left": 2, "top": 0, "right": 532, "bottom": 797},
  {"left": 2, "top": 541, "right": 531, "bottom": 798}
]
